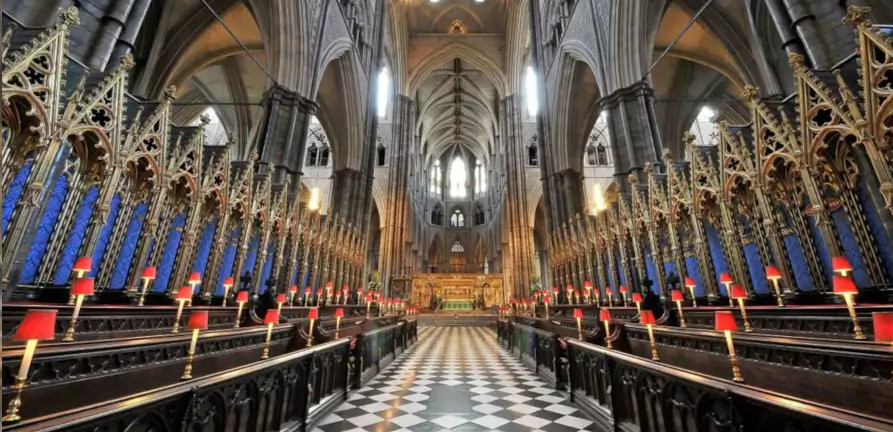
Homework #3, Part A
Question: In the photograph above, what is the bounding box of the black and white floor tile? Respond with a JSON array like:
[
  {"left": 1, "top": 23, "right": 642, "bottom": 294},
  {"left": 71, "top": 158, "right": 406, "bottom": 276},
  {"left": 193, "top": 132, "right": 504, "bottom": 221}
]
[{"left": 313, "top": 326, "right": 594, "bottom": 432}]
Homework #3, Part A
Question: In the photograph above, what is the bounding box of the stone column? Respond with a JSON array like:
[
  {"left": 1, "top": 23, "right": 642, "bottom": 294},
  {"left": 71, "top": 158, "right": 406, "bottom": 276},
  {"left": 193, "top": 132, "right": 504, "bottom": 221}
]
[
  {"left": 255, "top": 85, "right": 318, "bottom": 200},
  {"left": 600, "top": 82, "right": 663, "bottom": 192},
  {"left": 378, "top": 96, "right": 414, "bottom": 297},
  {"left": 501, "top": 95, "right": 536, "bottom": 297}
]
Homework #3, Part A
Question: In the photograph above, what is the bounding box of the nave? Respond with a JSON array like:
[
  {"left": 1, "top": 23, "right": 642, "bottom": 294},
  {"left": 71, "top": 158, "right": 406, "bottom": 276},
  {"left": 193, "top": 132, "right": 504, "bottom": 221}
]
[{"left": 315, "top": 326, "right": 593, "bottom": 432}]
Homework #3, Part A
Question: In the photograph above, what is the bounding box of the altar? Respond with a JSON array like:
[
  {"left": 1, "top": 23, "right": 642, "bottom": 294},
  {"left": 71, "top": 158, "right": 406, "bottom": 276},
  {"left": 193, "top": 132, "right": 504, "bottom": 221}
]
[{"left": 411, "top": 273, "right": 503, "bottom": 310}]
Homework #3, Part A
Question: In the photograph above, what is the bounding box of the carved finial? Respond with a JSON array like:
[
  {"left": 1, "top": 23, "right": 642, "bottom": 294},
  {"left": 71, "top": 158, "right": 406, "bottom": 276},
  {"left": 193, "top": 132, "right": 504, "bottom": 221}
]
[
  {"left": 787, "top": 52, "right": 807, "bottom": 70},
  {"left": 58, "top": 6, "right": 80, "bottom": 27},
  {"left": 119, "top": 53, "right": 135, "bottom": 70},
  {"left": 741, "top": 85, "right": 759, "bottom": 101},
  {"left": 164, "top": 85, "right": 177, "bottom": 100},
  {"left": 199, "top": 113, "right": 212, "bottom": 125},
  {"left": 627, "top": 173, "right": 637, "bottom": 185},
  {"left": 843, "top": 5, "right": 871, "bottom": 25},
  {"left": 682, "top": 130, "right": 697, "bottom": 147},
  {"left": 249, "top": 150, "right": 259, "bottom": 162},
  {"left": 661, "top": 147, "right": 672, "bottom": 162},
  {"left": 2, "top": 24, "right": 14, "bottom": 49},
  {"left": 643, "top": 162, "right": 653, "bottom": 174}
]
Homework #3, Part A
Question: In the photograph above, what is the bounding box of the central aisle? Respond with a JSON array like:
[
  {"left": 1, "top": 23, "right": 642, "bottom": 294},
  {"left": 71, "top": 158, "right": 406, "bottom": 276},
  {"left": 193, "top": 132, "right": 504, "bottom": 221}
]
[{"left": 314, "top": 326, "right": 594, "bottom": 432}]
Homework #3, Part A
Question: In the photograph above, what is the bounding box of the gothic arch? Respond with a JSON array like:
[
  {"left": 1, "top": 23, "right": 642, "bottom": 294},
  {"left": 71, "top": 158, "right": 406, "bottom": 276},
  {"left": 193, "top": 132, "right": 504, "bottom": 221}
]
[{"left": 314, "top": 50, "right": 366, "bottom": 171}]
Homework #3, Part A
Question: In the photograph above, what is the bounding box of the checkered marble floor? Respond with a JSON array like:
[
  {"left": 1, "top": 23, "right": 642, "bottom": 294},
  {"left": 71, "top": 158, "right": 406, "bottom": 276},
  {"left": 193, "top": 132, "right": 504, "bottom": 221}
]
[{"left": 313, "top": 326, "right": 595, "bottom": 432}]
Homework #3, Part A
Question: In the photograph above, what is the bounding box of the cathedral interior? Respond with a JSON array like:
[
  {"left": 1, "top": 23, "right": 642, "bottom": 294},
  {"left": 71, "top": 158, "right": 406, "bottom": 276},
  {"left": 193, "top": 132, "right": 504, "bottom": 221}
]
[{"left": 1, "top": 0, "right": 892, "bottom": 431}]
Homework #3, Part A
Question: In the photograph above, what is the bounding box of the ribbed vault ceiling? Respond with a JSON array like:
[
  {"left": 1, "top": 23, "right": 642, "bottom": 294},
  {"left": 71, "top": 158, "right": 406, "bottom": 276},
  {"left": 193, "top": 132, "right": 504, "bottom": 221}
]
[{"left": 417, "top": 58, "right": 498, "bottom": 165}]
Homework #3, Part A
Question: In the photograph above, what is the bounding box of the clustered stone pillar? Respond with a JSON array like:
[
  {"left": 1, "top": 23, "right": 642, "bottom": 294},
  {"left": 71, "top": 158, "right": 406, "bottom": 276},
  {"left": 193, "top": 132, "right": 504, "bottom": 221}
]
[
  {"left": 256, "top": 85, "right": 318, "bottom": 200},
  {"left": 378, "top": 96, "right": 415, "bottom": 298},
  {"left": 501, "top": 95, "right": 536, "bottom": 297},
  {"left": 601, "top": 81, "right": 663, "bottom": 192}
]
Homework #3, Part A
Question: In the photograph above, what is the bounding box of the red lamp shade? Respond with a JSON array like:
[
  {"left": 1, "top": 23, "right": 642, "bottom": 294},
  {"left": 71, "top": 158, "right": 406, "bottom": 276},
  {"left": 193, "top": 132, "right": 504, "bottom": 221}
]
[
  {"left": 342, "top": 284, "right": 349, "bottom": 292},
  {"left": 640, "top": 310, "right": 656, "bottom": 325},
  {"left": 288, "top": 285, "right": 298, "bottom": 293},
  {"left": 176, "top": 286, "right": 193, "bottom": 300},
  {"left": 334, "top": 308, "right": 344, "bottom": 318},
  {"left": 276, "top": 294, "right": 286, "bottom": 304},
  {"left": 70, "top": 277, "right": 95, "bottom": 296},
  {"left": 73, "top": 256, "right": 92, "bottom": 272},
  {"left": 236, "top": 291, "right": 249, "bottom": 303},
  {"left": 305, "top": 287, "right": 312, "bottom": 294},
  {"left": 765, "top": 266, "right": 781, "bottom": 279},
  {"left": 620, "top": 285, "right": 628, "bottom": 293},
  {"left": 671, "top": 290, "right": 684, "bottom": 302},
  {"left": 599, "top": 309, "right": 612, "bottom": 322},
  {"left": 832, "top": 256, "right": 852, "bottom": 273},
  {"left": 307, "top": 308, "right": 319, "bottom": 320},
  {"left": 325, "top": 281, "right": 334, "bottom": 289},
  {"left": 316, "top": 289, "right": 323, "bottom": 295},
  {"left": 187, "top": 311, "right": 209, "bottom": 330},
  {"left": 631, "top": 293, "right": 643, "bottom": 303},
  {"left": 264, "top": 309, "right": 279, "bottom": 324},
  {"left": 685, "top": 277, "right": 696, "bottom": 288},
  {"left": 142, "top": 266, "right": 157, "bottom": 279},
  {"left": 584, "top": 281, "right": 593, "bottom": 288},
  {"left": 720, "top": 273, "right": 733, "bottom": 284},
  {"left": 715, "top": 311, "right": 738, "bottom": 332},
  {"left": 730, "top": 285, "right": 747, "bottom": 299},
  {"left": 14, "top": 309, "right": 58, "bottom": 341},
  {"left": 832, "top": 275, "right": 858, "bottom": 294},
  {"left": 566, "top": 284, "right": 574, "bottom": 292},
  {"left": 543, "top": 296, "right": 551, "bottom": 304},
  {"left": 188, "top": 272, "right": 202, "bottom": 284},
  {"left": 552, "top": 286, "right": 559, "bottom": 293},
  {"left": 606, "top": 288, "right": 613, "bottom": 295},
  {"left": 872, "top": 312, "right": 892, "bottom": 342},
  {"left": 222, "top": 276, "right": 234, "bottom": 287},
  {"left": 365, "top": 293, "right": 373, "bottom": 301},
  {"left": 357, "top": 287, "right": 364, "bottom": 293},
  {"left": 573, "top": 308, "right": 583, "bottom": 319}
]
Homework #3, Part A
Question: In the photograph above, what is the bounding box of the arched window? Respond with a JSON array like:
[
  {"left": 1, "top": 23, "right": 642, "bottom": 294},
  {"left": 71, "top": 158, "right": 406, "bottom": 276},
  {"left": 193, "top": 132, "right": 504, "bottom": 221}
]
[
  {"left": 449, "top": 157, "right": 467, "bottom": 198},
  {"left": 689, "top": 106, "right": 719, "bottom": 146},
  {"left": 319, "top": 147, "right": 330, "bottom": 166},
  {"left": 376, "top": 145, "right": 387, "bottom": 166},
  {"left": 431, "top": 204, "right": 444, "bottom": 225},
  {"left": 587, "top": 111, "right": 612, "bottom": 166},
  {"left": 430, "top": 160, "right": 442, "bottom": 195},
  {"left": 450, "top": 209, "right": 465, "bottom": 227},
  {"left": 377, "top": 67, "right": 391, "bottom": 118},
  {"left": 474, "top": 160, "right": 486, "bottom": 194},
  {"left": 306, "top": 145, "right": 319, "bottom": 166},
  {"left": 474, "top": 204, "right": 485, "bottom": 226},
  {"left": 585, "top": 146, "right": 596, "bottom": 166},
  {"left": 524, "top": 65, "right": 539, "bottom": 117},
  {"left": 596, "top": 144, "right": 608, "bottom": 165}
]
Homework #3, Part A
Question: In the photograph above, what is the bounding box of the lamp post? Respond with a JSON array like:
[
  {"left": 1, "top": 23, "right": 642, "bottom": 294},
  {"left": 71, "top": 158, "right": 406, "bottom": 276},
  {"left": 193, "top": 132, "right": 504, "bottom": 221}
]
[
  {"left": 566, "top": 285, "right": 575, "bottom": 305},
  {"left": 720, "top": 272, "right": 734, "bottom": 307},
  {"left": 730, "top": 285, "right": 752, "bottom": 332},
  {"left": 181, "top": 310, "right": 208, "bottom": 380},
  {"left": 671, "top": 289, "right": 686, "bottom": 328},
  {"left": 334, "top": 307, "right": 344, "bottom": 338},
  {"left": 261, "top": 309, "right": 279, "bottom": 359},
  {"left": 2, "top": 309, "right": 57, "bottom": 423},
  {"left": 172, "top": 286, "right": 193, "bottom": 333},
  {"left": 233, "top": 290, "right": 249, "bottom": 328},
  {"left": 551, "top": 286, "right": 558, "bottom": 304},
  {"left": 63, "top": 277, "right": 94, "bottom": 341},
  {"left": 684, "top": 277, "right": 698, "bottom": 307},
  {"left": 715, "top": 311, "right": 744, "bottom": 382},
  {"left": 573, "top": 308, "right": 583, "bottom": 339},
  {"left": 276, "top": 293, "right": 286, "bottom": 314},
  {"left": 543, "top": 295, "right": 551, "bottom": 318},
  {"left": 832, "top": 256, "right": 852, "bottom": 277},
  {"left": 365, "top": 293, "right": 373, "bottom": 318},
  {"left": 631, "top": 292, "right": 643, "bottom": 314},
  {"left": 833, "top": 275, "right": 866, "bottom": 340},
  {"left": 288, "top": 285, "right": 298, "bottom": 306},
  {"left": 324, "top": 281, "right": 334, "bottom": 305},
  {"left": 640, "top": 310, "right": 659, "bottom": 361},
  {"left": 139, "top": 266, "right": 157, "bottom": 306},
  {"left": 764, "top": 266, "right": 783, "bottom": 307},
  {"left": 605, "top": 288, "right": 613, "bottom": 306},
  {"left": 221, "top": 276, "right": 234, "bottom": 307},
  {"left": 306, "top": 308, "right": 319, "bottom": 347},
  {"left": 341, "top": 284, "right": 349, "bottom": 305},
  {"left": 357, "top": 286, "right": 364, "bottom": 306},
  {"left": 304, "top": 286, "right": 312, "bottom": 306},
  {"left": 69, "top": 256, "right": 92, "bottom": 305},
  {"left": 619, "top": 285, "right": 629, "bottom": 307},
  {"left": 187, "top": 272, "right": 201, "bottom": 306},
  {"left": 599, "top": 308, "right": 613, "bottom": 349}
]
